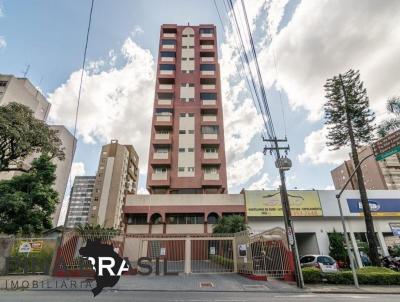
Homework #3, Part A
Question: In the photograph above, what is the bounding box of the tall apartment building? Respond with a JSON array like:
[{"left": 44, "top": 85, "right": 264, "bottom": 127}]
[
  {"left": 146, "top": 24, "right": 227, "bottom": 194},
  {"left": 88, "top": 140, "right": 139, "bottom": 229},
  {"left": 0, "top": 74, "right": 75, "bottom": 227},
  {"left": 65, "top": 176, "right": 96, "bottom": 228},
  {"left": 331, "top": 145, "right": 400, "bottom": 190}
]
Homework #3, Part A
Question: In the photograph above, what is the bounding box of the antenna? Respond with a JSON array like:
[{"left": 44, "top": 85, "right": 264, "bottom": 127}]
[{"left": 22, "top": 64, "right": 30, "bottom": 78}]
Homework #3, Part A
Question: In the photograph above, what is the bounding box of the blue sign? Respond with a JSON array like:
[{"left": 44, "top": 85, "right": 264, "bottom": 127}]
[{"left": 347, "top": 198, "right": 400, "bottom": 216}]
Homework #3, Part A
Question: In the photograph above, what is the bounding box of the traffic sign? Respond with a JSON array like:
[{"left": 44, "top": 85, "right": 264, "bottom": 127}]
[{"left": 372, "top": 130, "right": 400, "bottom": 161}]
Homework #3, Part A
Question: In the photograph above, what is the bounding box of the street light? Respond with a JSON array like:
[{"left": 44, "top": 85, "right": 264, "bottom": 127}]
[{"left": 335, "top": 153, "right": 374, "bottom": 289}]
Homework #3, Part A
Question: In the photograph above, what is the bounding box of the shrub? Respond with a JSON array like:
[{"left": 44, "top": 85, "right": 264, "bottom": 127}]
[
  {"left": 210, "top": 255, "right": 234, "bottom": 268},
  {"left": 302, "top": 266, "right": 400, "bottom": 285}
]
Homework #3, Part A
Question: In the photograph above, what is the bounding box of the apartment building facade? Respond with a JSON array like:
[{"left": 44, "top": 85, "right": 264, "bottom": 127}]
[
  {"left": 331, "top": 145, "right": 400, "bottom": 190},
  {"left": 146, "top": 24, "right": 227, "bottom": 194},
  {"left": 65, "top": 176, "right": 96, "bottom": 228},
  {"left": 88, "top": 140, "right": 139, "bottom": 229},
  {"left": 0, "top": 74, "right": 75, "bottom": 227}
]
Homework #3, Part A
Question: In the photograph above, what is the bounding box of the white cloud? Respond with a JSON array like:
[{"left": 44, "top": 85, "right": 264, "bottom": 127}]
[
  {"left": 298, "top": 126, "right": 349, "bottom": 165},
  {"left": 248, "top": 172, "right": 270, "bottom": 190},
  {"left": 48, "top": 37, "right": 155, "bottom": 171},
  {"left": 0, "top": 4, "right": 4, "bottom": 17},
  {"left": 227, "top": 152, "right": 265, "bottom": 188},
  {"left": 259, "top": 0, "right": 400, "bottom": 121},
  {"left": 0, "top": 36, "right": 6, "bottom": 49},
  {"left": 70, "top": 162, "right": 86, "bottom": 181}
]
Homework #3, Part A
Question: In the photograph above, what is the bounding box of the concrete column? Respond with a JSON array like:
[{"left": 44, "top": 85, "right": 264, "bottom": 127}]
[
  {"left": 349, "top": 231, "right": 362, "bottom": 268},
  {"left": 377, "top": 231, "right": 389, "bottom": 256},
  {"left": 184, "top": 237, "right": 191, "bottom": 274},
  {"left": 232, "top": 238, "right": 238, "bottom": 273}
]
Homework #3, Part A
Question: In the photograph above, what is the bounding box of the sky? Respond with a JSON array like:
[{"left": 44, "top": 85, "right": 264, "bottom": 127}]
[{"left": 1, "top": 0, "right": 399, "bottom": 211}]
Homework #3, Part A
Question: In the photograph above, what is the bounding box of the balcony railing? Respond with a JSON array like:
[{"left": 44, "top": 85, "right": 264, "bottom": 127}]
[
  {"left": 161, "top": 57, "right": 175, "bottom": 62},
  {"left": 202, "top": 133, "right": 218, "bottom": 140},
  {"left": 152, "top": 173, "right": 168, "bottom": 181},
  {"left": 202, "top": 115, "right": 217, "bottom": 122},
  {"left": 204, "top": 152, "right": 218, "bottom": 159},
  {"left": 163, "top": 33, "right": 176, "bottom": 38},
  {"left": 201, "top": 84, "right": 216, "bottom": 90},
  {"left": 156, "top": 115, "right": 172, "bottom": 122},
  {"left": 201, "top": 70, "right": 215, "bottom": 76},
  {"left": 201, "top": 57, "right": 214, "bottom": 62},
  {"left": 155, "top": 133, "right": 170, "bottom": 140},
  {"left": 202, "top": 99, "right": 217, "bottom": 106},
  {"left": 157, "top": 99, "right": 172, "bottom": 105},
  {"left": 153, "top": 152, "right": 169, "bottom": 160},
  {"left": 162, "top": 44, "right": 175, "bottom": 49},
  {"left": 201, "top": 44, "right": 214, "bottom": 50},
  {"left": 159, "top": 84, "right": 173, "bottom": 90},
  {"left": 200, "top": 33, "right": 214, "bottom": 38},
  {"left": 204, "top": 173, "right": 220, "bottom": 180},
  {"left": 160, "top": 70, "right": 174, "bottom": 75}
]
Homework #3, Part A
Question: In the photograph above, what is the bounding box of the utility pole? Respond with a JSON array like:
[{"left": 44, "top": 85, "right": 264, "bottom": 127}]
[{"left": 263, "top": 137, "right": 304, "bottom": 289}]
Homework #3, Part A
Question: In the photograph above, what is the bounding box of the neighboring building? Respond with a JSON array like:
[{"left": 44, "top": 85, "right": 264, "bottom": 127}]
[
  {"left": 146, "top": 24, "right": 227, "bottom": 194},
  {"left": 88, "top": 140, "right": 139, "bottom": 229},
  {"left": 65, "top": 176, "right": 96, "bottom": 228},
  {"left": 0, "top": 74, "right": 50, "bottom": 121},
  {"left": 331, "top": 145, "right": 400, "bottom": 190},
  {"left": 50, "top": 125, "right": 76, "bottom": 226}
]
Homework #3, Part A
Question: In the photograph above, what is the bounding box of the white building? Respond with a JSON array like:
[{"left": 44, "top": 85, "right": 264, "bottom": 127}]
[{"left": 0, "top": 74, "right": 75, "bottom": 227}]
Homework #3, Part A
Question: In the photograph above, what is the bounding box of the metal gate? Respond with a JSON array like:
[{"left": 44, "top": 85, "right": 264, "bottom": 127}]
[{"left": 236, "top": 227, "right": 294, "bottom": 279}]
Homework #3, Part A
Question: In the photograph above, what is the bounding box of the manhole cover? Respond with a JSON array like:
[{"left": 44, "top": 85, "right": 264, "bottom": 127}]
[{"left": 200, "top": 282, "right": 214, "bottom": 288}]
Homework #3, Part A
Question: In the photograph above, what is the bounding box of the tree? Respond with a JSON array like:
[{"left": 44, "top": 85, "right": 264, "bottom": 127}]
[
  {"left": 377, "top": 96, "right": 400, "bottom": 137},
  {"left": 75, "top": 224, "right": 121, "bottom": 240},
  {"left": 0, "top": 155, "right": 58, "bottom": 235},
  {"left": 328, "top": 230, "right": 347, "bottom": 263},
  {"left": 324, "top": 69, "right": 380, "bottom": 266},
  {"left": 212, "top": 215, "right": 248, "bottom": 234},
  {"left": 0, "top": 102, "right": 65, "bottom": 172}
]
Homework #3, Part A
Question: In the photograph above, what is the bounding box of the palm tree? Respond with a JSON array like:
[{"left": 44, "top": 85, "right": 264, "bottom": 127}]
[
  {"left": 378, "top": 96, "right": 400, "bottom": 137},
  {"left": 212, "top": 215, "right": 248, "bottom": 234}
]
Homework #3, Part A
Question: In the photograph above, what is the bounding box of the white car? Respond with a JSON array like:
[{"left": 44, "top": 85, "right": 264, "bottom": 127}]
[{"left": 300, "top": 254, "right": 338, "bottom": 273}]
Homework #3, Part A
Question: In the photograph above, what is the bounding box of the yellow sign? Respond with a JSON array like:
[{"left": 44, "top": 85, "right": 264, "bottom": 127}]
[
  {"left": 30, "top": 241, "right": 43, "bottom": 252},
  {"left": 245, "top": 190, "right": 323, "bottom": 217}
]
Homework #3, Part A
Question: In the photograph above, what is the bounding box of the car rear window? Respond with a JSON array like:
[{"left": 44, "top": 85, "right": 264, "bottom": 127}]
[
  {"left": 300, "top": 256, "right": 315, "bottom": 264},
  {"left": 317, "top": 256, "right": 335, "bottom": 265}
]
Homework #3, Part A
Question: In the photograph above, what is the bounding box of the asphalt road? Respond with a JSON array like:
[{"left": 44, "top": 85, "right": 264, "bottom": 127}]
[{"left": 0, "top": 291, "right": 399, "bottom": 302}]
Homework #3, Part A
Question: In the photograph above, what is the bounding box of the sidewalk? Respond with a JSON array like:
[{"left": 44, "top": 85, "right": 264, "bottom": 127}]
[{"left": 306, "top": 284, "right": 400, "bottom": 294}]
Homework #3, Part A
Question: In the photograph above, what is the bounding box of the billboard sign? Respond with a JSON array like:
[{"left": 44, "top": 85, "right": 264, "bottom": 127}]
[
  {"left": 347, "top": 198, "right": 400, "bottom": 216},
  {"left": 245, "top": 190, "right": 323, "bottom": 217},
  {"left": 372, "top": 130, "right": 400, "bottom": 161},
  {"left": 389, "top": 223, "right": 400, "bottom": 236}
]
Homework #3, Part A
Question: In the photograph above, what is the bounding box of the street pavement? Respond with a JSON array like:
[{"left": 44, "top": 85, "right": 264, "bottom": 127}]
[{"left": 0, "top": 290, "right": 400, "bottom": 302}]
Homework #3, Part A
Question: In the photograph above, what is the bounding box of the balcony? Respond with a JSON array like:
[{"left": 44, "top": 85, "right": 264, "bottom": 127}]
[
  {"left": 201, "top": 84, "right": 216, "bottom": 90},
  {"left": 152, "top": 172, "right": 168, "bottom": 181},
  {"left": 161, "top": 57, "right": 175, "bottom": 62},
  {"left": 201, "top": 70, "right": 215, "bottom": 76},
  {"left": 204, "top": 152, "right": 218, "bottom": 159},
  {"left": 155, "top": 133, "right": 170, "bottom": 140},
  {"left": 204, "top": 173, "right": 220, "bottom": 181},
  {"left": 159, "top": 70, "right": 174, "bottom": 75},
  {"left": 158, "top": 84, "right": 173, "bottom": 90},
  {"left": 202, "top": 115, "right": 217, "bottom": 122},
  {"left": 163, "top": 33, "right": 176, "bottom": 38},
  {"left": 157, "top": 99, "right": 172, "bottom": 106},
  {"left": 153, "top": 152, "right": 169, "bottom": 160},
  {"left": 200, "top": 33, "right": 214, "bottom": 38},
  {"left": 201, "top": 57, "right": 214, "bottom": 62},
  {"left": 202, "top": 133, "right": 218, "bottom": 140},
  {"left": 202, "top": 99, "right": 217, "bottom": 106},
  {"left": 156, "top": 115, "right": 172, "bottom": 122},
  {"left": 201, "top": 44, "right": 214, "bottom": 50},
  {"left": 162, "top": 44, "right": 175, "bottom": 50}
]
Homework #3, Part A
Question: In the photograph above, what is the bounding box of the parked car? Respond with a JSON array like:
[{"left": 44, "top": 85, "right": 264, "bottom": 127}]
[{"left": 300, "top": 255, "right": 338, "bottom": 273}]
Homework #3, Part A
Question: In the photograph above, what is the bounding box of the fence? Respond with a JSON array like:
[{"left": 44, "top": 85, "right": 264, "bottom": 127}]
[{"left": 0, "top": 236, "right": 57, "bottom": 276}]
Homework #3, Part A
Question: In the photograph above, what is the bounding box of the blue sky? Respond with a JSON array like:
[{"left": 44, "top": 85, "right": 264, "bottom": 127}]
[{"left": 0, "top": 0, "right": 398, "bottom": 199}]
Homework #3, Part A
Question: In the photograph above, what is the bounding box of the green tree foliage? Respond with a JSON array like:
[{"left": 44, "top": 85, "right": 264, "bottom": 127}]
[
  {"left": 212, "top": 215, "right": 247, "bottom": 234},
  {"left": 0, "top": 102, "right": 65, "bottom": 172},
  {"left": 324, "top": 69, "right": 380, "bottom": 266},
  {"left": 328, "top": 230, "right": 347, "bottom": 262},
  {"left": 75, "top": 224, "right": 121, "bottom": 240},
  {"left": 0, "top": 155, "right": 58, "bottom": 235},
  {"left": 377, "top": 96, "right": 400, "bottom": 137}
]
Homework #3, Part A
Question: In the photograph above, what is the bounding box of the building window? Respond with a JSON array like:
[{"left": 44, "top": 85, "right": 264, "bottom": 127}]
[
  {"left": 160, "top": 51, "right": 176, "bottom": 58},
  {"left": 188, "top": 113, "right": 194, "bottom": 117},
  {"left": 160, "top": 64, "right": 175, "bottom": 71},
  {"left": 205, "top": 147, "right": 217, "bottom": 153},
  {"left": 179, "top": 148, "right": 185, "bottom": 152},
  {"left": 179, "top": 130, "right": 186, "bottom": 134},
  {"left": 180, "top": 113, "right": 186, "bottom": 117},
  {"left": 188, "top": 148, "right": 194, "bottom": 152},
  {"left": 127, "top": 214, "right": 147, "bottom": 225},
  {"left": 178, "top": 167, "right": 185, "bottom": 172},
  {"left": 166, "top": 213, "right": 204, "bottom": 224},
  {"left": 200, "top": 28, "right": 214, "bottom": 34},
  {"left": 200, "top": 64, "right": 215, "bottom": 71},
  {"left": 204, "top": 166, "right": 218, "bottom": 174},
  {"left": 188, "top": 130, "right": 195, "bottom": 134},
  {"left": 188, "top": 167, "right": 195, "bottom": 172},
  {"left": 201, "top": 125, "right": 218, "bottom": 134},
  {"left": 162, "top": 39, "right": 176, "bottom": 45},
  {"left": 0, "top": 81, "right": 7, "bottom": 87},
  {"left": 201, "top": 92, "right": 217, "bottom": 100},
  {"left": 154, "top": 167, "right": 167, "bottom": 174}
]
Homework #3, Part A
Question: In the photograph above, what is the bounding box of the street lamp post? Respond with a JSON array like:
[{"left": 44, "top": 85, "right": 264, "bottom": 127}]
[{"left": 335, "top": 152, "right": 374, "bottom": 289}]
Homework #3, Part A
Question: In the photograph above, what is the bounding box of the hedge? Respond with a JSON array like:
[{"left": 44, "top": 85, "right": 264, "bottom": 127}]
[
  {"left": 303, "top": 267, "right": 400, "bottom": 285},
  {"left": 209, "top": 255, "right": 234, "bottom": 268}
]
